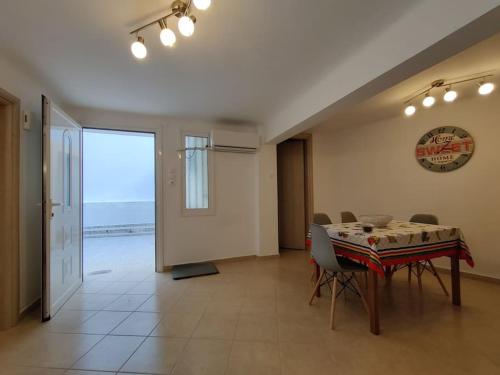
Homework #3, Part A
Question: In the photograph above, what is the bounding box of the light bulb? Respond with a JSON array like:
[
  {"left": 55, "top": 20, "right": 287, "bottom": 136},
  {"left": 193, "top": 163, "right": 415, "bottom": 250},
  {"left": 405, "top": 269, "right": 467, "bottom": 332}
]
[
  {"left": 193, "top": 0, "right": 211, "bottom": 10},
  {"left": 478, "top": 82, "right": 494, "bottom": 95},
  {"left": 131, "top": 36, "right": 147, "bottom": 59},
  {"left": 443, "top": 88, "right": 457, "bottom": 102},
  {"left": 404, "top": 105, "right": 416, "bottom": 117},
  {"left": 422, "top": 94, "right": 435, "bottom": 108},
  {"left": 160, "top": 27, "right": 176, "bottom": 47},
  {"left": 178, "top": 15, "right": 195, "bottom": 37}
]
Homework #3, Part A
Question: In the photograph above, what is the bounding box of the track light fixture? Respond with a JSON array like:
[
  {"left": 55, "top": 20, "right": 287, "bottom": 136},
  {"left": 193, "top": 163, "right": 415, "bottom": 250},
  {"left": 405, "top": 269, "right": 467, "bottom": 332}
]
[
  {"left": 131, "top": 36, "right": 147, "bottom": 59},
  {"left": 403, "top": 75, "right": 495, "bottom": 117},
  {"left": 478, "top": 81, "right": 495, "bottom": 95},
  {"left": 129, "top": 0, "right": 211, "bottom": 59}
]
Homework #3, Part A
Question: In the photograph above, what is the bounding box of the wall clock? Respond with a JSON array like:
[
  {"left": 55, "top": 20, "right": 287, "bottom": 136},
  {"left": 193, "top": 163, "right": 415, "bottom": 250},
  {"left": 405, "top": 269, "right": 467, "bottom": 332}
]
[{"left": 415, "top": 126, "right": 474, "bottom": 172}]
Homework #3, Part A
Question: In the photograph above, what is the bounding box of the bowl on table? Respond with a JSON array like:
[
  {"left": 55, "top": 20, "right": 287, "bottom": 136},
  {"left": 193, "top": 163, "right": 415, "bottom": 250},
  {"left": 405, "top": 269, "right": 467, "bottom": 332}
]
[{"left": 359, "top": 215, "right": 393, "bottom": 228}]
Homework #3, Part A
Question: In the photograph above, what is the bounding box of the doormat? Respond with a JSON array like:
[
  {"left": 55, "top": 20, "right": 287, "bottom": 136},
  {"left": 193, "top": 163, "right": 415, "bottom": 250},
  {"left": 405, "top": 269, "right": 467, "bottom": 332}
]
[{"left": 172, "top": 262, "right": 219, "bottom": 280}]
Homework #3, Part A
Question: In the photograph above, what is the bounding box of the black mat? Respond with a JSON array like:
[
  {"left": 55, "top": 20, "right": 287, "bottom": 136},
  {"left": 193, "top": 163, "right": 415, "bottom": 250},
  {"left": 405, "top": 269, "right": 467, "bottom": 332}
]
[{"left": 171, "top": 262, "right": 219, "bottom": 280}]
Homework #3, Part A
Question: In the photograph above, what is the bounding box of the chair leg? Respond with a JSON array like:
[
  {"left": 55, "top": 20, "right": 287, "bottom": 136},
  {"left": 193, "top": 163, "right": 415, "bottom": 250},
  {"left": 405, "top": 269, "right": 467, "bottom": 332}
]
[
  {"left": 428, "top": 260, "right": 449, "bottom": 296},
  {"left": 352, "top": 273, "right": 369, "bottom": 314},
  {"left": 309, "top": 270, "right": 325, "bottom": 305},
  {"left": 330, "top": 276, "right": 338, "bottom": 330},
  {"left": 408, "top": 263, "right": 412, "bottom": 284},
  {"left": 416, "top": 262, "right": 423, "bottom": 291}
]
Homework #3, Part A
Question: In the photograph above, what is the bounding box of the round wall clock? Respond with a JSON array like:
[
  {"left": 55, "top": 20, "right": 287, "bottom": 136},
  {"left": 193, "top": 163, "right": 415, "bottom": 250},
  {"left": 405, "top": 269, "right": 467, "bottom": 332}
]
[{"left": 415, "top": 126, "right": 474, "bottom": 172}]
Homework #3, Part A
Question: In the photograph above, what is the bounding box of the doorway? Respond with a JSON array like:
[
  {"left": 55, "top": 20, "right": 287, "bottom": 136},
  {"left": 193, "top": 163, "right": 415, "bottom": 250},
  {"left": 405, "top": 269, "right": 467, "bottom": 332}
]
[
  {"left": 0, "top": 88, "right": 20, "bottom": 329},
  {"left": 277, "top": 134, "right": 313, "bottom": 251},
  {"left": 82, "top": 129, "right": 156, "bottom": 280}
]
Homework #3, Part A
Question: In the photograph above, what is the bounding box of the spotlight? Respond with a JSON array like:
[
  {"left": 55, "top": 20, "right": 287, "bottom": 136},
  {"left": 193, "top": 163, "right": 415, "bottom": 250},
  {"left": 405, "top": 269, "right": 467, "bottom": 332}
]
[
  {"left": 193, "top": 0, "right": 211, "bottom": 10},
  {"left": 178, "top": 15, "right": 195, "bottom": 37},
  {"left": 443, "top": 87, "right": 457, "bottom": 102},
  {"left": 422, "top": 93, "right": 435, "bottom": 108},
  {"left": 404, "top": 104, "right": 416, "bottom": 117},
  {"left": 160, "top": 23, "right": 176, "bottom": 47},
  {"left": 131, "top": 36, "right": 147, "bottom": 59},
  {"left": 478, "top": 82, "right": 495, "bottom": 95}
]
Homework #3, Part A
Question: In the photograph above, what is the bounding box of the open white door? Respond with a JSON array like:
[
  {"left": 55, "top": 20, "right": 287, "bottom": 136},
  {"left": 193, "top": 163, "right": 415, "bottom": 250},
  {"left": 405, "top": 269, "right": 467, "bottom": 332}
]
[{"left": 42, "top": 96, "right": 83, "bottom": 321}]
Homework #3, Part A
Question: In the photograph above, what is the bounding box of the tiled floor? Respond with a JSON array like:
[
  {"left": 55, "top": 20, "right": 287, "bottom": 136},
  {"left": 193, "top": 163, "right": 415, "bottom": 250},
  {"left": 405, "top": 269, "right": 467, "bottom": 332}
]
[
  {"left": 83, "top": 234, "right": 155, "bottom": 277},
  {"left": 1, "top": 250, "right": 500, "bottom": 374}
]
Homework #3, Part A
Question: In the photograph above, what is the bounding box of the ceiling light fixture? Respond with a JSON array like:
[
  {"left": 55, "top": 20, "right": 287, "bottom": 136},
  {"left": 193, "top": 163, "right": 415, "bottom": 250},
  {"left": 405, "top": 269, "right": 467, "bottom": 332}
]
[
  {"left": 422, "top": 93, "right": 435, "bottom": 108},
  {"left": 402, "top": 74, "right": 495, "bottom": 117},
  {"left": 404, "top": 104, "right": 416, "bottom": 117},
  {"left": 443, "top": 87, "right": 457, "bottom": 102},
  {"left": 159, "top": 19, "right": 176, "bottom": 47},
  {"left": 178, "top": 15, "right": 196, "bottom": 37},
  {"left": 131, "top": 36, "right": 147, "bottom": 59},
  {"left": 129, "top": 0, "right": 210, "bottom": 59},
  {"left": 478, "top": 81, "right": 495, "bottom": 95},
  {"left": 193, "top": 0, "right": 211, "bottom": 10}
]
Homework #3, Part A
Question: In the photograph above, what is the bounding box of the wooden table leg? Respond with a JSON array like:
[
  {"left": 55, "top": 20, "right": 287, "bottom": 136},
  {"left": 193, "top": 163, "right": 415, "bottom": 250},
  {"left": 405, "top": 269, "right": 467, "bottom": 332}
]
[
  {"left": 315, "top": 264, "right": 321, "bottom": 297},
  {"left": 451, "top": 252, "right": 461, "bottom": 306},
  {"left": 367, "top": 269, "right": 380, "bottom": 335}
]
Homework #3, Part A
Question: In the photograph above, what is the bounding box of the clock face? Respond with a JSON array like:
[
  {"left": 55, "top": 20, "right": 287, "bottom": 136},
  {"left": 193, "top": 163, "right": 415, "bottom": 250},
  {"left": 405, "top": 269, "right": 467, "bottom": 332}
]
[{"left": 415, "top": 126, "right": 474, "bottom": 172}]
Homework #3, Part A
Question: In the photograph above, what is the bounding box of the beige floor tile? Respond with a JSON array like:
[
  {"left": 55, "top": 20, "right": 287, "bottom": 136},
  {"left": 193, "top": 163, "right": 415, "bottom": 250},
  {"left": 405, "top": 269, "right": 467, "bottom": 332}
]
[
  {"left": 111, "top": 312, "right": 162, "bottom": 336},
  {"left": 225, "top": 365, "right": 281, "bottom": 375},
  {"left": 171, "top": 338, "right": 232, "bottom": 375},
  {"left": 241, "top": 297, "right": 277, "bottom": 316},
  {"left": 72, "top": 335, "right": 144, "bottom": 372},
  {"left": 151, "top": 312, "right": 203, "bottom": 338},
  {"left": 136, "top": 295, "right": 180, "bottom": 312},
  {"left": 65, "top": 371, "right": 114, "bottom": 375},
  {"left": 1, "top": 366, "right": 66, "bottom": 374},
  {"left": 103, "top": 294, "right": 151, "bottom": 312},
  {"left": 76, "top": 281, "right": 110, "bottom": 294},
  {"left": 77, "top": 311, "right": 131, "bottom": 334},
  {"left": 10, "top": 333, "right": 103, "bottom": 368},
  {"left": 192, "top": 313, "right": 238, "bottom": 340},
  {"left": 280, "top": 341, "right": 336, "bottom": 375},
  {"left": 121, "top": 337, "right": 187, "bottom": 374},
  {"left": 98, "top": 281, "right": 140, "bottom": 294},
  {"left": 229, "top": 341, "right": 280, "bottom": 368},
  {"left": 62, "top": 293, "right": 121, "bottom": 311},
  {"left": 169, "top": 296, "right": 211, "bottom": 315},
  {"left": 205, "top": 299, "right": 243, "bottom": 314},
  {"left": 234, "top": 314, "right": 279, "bottom": 342},
  {"left": 43, "top": 310, "right": 97, "bottom": 333}
]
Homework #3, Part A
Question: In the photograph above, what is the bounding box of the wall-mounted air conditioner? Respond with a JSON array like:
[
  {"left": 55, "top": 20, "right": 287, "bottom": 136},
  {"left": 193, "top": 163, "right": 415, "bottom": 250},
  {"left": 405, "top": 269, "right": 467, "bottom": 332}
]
[{"left": 210, "top": 130, "right": 259, "bottom": 153}]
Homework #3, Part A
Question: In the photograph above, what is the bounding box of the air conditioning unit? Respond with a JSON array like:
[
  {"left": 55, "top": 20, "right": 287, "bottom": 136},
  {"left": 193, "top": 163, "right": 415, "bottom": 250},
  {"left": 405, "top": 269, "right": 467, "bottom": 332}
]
[{"left": 210, "top": 130, "right": 259, "bottom": 153}]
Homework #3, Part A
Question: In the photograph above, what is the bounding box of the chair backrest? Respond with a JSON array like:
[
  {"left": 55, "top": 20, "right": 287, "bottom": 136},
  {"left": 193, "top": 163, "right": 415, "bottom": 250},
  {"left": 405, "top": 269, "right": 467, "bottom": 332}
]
[
  {"left": 341, "top": 211, "right": 357, "bottom": 223},
  {"left": 410, "top": 214, "right": 439, "bottom": 225},
  {"left": 313, "top": 212, "right": 332, "bottom": 225},
  {"left": 310, "top": 224, "right": 342, "bottom": 272}
]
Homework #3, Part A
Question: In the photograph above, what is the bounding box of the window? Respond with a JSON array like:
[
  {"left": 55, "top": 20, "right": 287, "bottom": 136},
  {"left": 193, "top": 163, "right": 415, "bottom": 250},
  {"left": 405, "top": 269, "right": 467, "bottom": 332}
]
[
  {"left": 63, "top": 131, "right": 72, "bottom": 209},
  {"left": 182, "top": 134, "right": 214, "bottom": 214}
]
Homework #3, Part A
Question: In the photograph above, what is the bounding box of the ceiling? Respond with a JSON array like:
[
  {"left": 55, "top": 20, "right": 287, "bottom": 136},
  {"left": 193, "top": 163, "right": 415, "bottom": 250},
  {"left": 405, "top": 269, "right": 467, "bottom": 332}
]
[
  {"left": 314, "top": 32, "right": 500, "bottom": 131},
  {"left": 0, "top": 0, "right": 417, "bottom": 123}
]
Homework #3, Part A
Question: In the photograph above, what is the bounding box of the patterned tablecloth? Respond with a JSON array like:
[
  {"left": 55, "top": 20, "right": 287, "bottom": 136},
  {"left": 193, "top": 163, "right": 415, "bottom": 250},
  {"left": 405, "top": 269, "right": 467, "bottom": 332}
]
[{"left": 307, "top": 221, "right": 474, "bottom": 275}]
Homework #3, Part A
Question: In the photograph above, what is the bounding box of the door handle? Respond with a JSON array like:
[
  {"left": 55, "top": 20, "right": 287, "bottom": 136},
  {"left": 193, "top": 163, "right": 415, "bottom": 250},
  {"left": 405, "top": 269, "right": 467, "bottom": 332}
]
[{"left": 52, "top": 202, "right": 62, "bottom": 207}]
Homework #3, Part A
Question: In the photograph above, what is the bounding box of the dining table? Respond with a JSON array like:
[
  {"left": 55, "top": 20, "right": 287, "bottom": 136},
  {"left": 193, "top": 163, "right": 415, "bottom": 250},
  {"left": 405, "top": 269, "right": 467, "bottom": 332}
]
[{"left": 307, "top": 220, "right": 474, "bottom": 335}]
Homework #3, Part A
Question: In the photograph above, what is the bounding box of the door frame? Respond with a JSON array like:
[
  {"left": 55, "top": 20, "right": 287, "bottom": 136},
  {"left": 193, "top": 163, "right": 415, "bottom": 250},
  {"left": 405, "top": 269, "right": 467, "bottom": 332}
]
[
  {"left": 82, "top": 125, "right": 164, "bottom": 273},
  {"left": 291, "top": 133, "right": 314, "bottom": 235},
  {"left": 276, "top": 133, "right": 314, "bottom": 250},
  {"left": 0, "top": 87, "right": 21, "bottom": 329}
]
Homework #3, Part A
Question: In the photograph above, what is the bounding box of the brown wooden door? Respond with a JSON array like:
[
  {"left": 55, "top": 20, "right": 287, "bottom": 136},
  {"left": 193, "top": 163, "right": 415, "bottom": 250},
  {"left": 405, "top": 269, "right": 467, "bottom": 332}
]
[{"left": 277, "top": 139, "right": 306, "bottom": 250}]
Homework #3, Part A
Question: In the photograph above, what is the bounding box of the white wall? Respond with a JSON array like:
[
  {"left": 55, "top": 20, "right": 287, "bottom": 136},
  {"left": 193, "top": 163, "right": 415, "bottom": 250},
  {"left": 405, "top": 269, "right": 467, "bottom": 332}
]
[
  {"left": 313, "top": 91, "right": 500, "bottom": 279},
  {"left": 68, "top": 107, "right": 279, "bottom": 266},
  {"left": 0, "top": 56, "right": 63, "bottom": 311}
]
